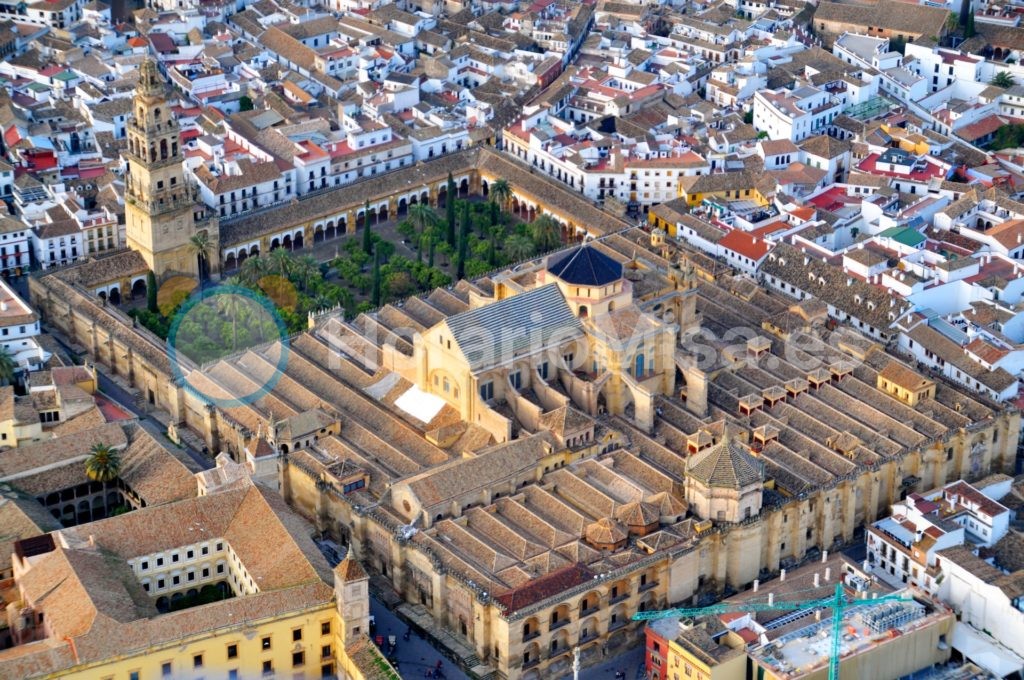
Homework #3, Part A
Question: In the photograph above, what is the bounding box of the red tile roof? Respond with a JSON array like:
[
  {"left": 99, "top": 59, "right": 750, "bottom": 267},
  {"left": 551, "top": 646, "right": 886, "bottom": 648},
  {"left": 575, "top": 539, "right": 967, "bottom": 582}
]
[
  {"left": 956, "top": 115, "right": 1006, "bottom": 143},
  {"left": 493, "top": 563, "right": 594, "bottom": 613},
  {"left": 719, "top": 229, "right": 773, "bottom": 261}
]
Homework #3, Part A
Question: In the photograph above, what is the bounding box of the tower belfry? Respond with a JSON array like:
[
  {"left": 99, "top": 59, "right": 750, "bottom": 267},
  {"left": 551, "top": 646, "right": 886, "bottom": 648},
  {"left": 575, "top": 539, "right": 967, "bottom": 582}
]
[{"left": 124, "top": 59, "right": 219, "bottom": 280}]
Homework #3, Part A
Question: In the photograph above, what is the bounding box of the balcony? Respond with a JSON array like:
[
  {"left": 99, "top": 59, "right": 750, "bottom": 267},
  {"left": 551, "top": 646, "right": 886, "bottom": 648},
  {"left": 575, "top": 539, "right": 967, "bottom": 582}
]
[
  {"left": 609, "top": 592, "right": 629, "bottom": 605},
  {"left": 608, "top": 619, "right": 628, "bottom": 632},
  {"left": 580, "top": 605, "right": 600, "bottom": 617},
  {"left": 638, "top": 580, "right": 658, "bottom": 593},
  {"left": 578, "top": 631, "right": 600, "bottom": 645},
  {"left": 549, "top": 618, "right": 570, "bottom": 631},
  {"left": 523, "top": 657, "right": 540, "bottom": 670},
  {"left": 523, "top": 630, "right": 541, "bottom": 642}
]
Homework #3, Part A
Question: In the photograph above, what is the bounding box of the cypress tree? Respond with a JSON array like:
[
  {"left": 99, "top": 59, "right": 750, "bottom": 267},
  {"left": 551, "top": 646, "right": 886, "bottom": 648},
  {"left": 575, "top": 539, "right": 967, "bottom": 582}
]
[
  {"left": 456, "top": 201, "right": 470, "bottom": 280},
  {"left": 146, "top": 270, "right": 158, "bottom": 313},
  {"left": 362, "top": 200, "right": 372, "bottom": 254},
  {"left": 445, "top": 173, "right": 456, "bottom": 246},
  {"left": 428, "top": 237, "right": 436, "bottom": 268},
  {"left": 370, "top": 245, "right": 382, "bottom": 307}
]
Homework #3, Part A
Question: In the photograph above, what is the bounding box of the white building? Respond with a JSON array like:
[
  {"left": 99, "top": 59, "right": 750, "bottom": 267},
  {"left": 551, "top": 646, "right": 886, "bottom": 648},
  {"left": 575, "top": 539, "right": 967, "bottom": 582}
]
[
  {"left": 866, "top": 479, "right": 1011, "bottom": 594},
  {"left": 0, "top": 277, "right": 50, "bottom": 373},
  {"left": 905, "top": 43, "right": 983, "bottom": 94},
  {"left": 752, "top": 84, "right": 842, "bottom": 142},
  {"left": 0, "top": 217, "right": 31, "bottom": 277}
]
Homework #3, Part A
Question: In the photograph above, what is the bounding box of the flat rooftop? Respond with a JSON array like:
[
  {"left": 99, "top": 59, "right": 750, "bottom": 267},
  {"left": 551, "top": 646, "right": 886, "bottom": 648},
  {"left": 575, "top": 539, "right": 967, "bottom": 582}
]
[{"left": 752, "top": 596, "right": 935, "bottom": 676}]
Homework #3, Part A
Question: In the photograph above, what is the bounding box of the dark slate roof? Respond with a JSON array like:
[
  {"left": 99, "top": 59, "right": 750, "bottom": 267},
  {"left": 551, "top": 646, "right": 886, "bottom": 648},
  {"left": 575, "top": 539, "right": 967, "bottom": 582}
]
[
  {"left": 546, "top": 245, "right": 623, "bottom": 286},
  {"left": 445, "top": 284, "right": 583, "bottom": 370},
  {"left": 688, "top": 438, "right": 764, "bottom": 489}
]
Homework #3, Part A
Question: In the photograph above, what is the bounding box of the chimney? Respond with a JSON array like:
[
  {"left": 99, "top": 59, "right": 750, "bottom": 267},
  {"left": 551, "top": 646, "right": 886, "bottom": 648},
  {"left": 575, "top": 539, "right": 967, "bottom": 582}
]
[
  {"left": 825, "top": 567, "right": 832, "bottom": 581},
  {"left": 768, "top": 592, "right": 775, "bottom": 606},
  {"left": 813, "top": 572, "right": 820, "bottom": 587},
  {"left": 822, "top": 550, "right": 828, "bottom": 563},
  {"left": 753, "top": 579, "right": 760, "bottom": 592},
  {"left": 780, "top": 568, "right": 786, "bottom": 581}
]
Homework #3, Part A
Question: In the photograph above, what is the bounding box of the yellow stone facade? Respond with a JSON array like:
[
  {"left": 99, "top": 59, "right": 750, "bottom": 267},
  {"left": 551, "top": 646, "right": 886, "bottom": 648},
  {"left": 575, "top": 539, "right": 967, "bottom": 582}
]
[{"left": 124, "top": 59, "right": 219, "bottom": 281}]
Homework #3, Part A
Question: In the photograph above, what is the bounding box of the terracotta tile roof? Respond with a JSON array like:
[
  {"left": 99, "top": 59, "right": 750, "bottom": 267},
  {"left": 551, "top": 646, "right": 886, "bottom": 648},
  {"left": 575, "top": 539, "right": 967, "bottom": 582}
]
[
  {"left": 0, "top": 422, "right": 127, "bottom": 481},
  {"left": 493, "top": 562, "right": 595, "bottom": 613},
  {"left": 335, "top": 557, "right": 367, "bottom": 582},
  {"left": 814, "top": 0, "right": 949, "bottom": 37},
  {"left": 585, "top": 516, "right": 628, "bottom": 544},
  {"left": 878, "top": 360, "right": 932, "bottom": 392},
  {"left": 687, "top": 437, "right": 764, "bottom": 489},
  {"left": 0, "top": 481, "right": 335, "bottom": 677}
]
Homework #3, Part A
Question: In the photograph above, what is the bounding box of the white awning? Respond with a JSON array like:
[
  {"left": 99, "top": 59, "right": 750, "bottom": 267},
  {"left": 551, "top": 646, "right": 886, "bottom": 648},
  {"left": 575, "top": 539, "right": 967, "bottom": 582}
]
[
  {"left": 951, "top": 622, "right": 1024, "bottom": 678},
  {"left": 394, "top": 385, "right": 445, "bottom": 424}
]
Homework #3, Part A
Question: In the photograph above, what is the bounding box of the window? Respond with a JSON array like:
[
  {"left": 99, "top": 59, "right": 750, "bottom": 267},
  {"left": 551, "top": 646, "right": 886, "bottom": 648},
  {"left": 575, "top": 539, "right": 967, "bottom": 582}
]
[
  {"left": 228, "top": 644, "right": 238, "bottom": 659},
  {"left": 262, "top": 660, "right": 273, "bottom": 676},
  {"left": 194, "top": 654, "right": 204, "bottom": 669},
  {"left": 216, "top": 542, "right": 223, "bottom": 551},
  {"left": 322, "top": 645, "right": 332, "bottom": 659},
  {"left": 130, "top": 673, "right": 139, "bottom": 680},
  {"left": 262, "top": 636, "right": 271, "bottom": 650},
  {"left": 187, "top": 549, "right": 194, "bottom": 559},
  {"left": 161, "top": 662, "right": 172, "bottom": 677},
  {"left": 141, "top": 560, "right": 148, "bottom": 571},
  {"left": 293, "top": 629, "right": 303, "bottom": 642},
  {"left": 293, "top": 651, "right": 305, "bottom": 667},
  {"left": 322, "top": 621, "right": 331, "bottom": 636},
  {"left": 229, "top": 671, "right": 238, "bottom": 680}
]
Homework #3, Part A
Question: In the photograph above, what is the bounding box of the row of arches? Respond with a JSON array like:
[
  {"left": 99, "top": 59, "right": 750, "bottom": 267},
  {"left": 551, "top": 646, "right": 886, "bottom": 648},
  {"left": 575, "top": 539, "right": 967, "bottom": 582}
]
[
  {"left": 95, "top": 275, "right": 149, "bottom": 306},
  {"left": 127, "top": 135, "right": 177, "bottom": 163},
  {"left": 154, "top": 582, "right": 232, "bottom": 613},
  {"left": 48, "top": 490, "right": 127, "bottom": 527},
  {"left": 223, "top": 244, "right": 260, "bottom": 272}
]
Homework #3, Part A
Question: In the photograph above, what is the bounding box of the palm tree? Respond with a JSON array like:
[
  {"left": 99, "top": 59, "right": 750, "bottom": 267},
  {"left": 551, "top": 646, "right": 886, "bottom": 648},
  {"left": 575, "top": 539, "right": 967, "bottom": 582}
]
[
  {"left": 85, "top": 443, "right": 121, "bottom": 483},
  {"left": 530, "top": 214, "right": 562, "bottom": 252},
  {"left": 409, "top": 203, "right": 437, "bottom": 236},
  {"left": 505, "top": 234, "right": 535, "bottom": 263},
  {"left": 188, "top": 232, "right": 213, "bottom": 286},
  {"left": 992, "top": 71, "right": 1016, "bottom": 88},
  {"left": 216, "top": 293, "right": 247, "bottom": 351},
  {"left": 293, "top": 255, "right": 319, "bottom": 292},
  {"left": 267, "top": 247, "right": 294, "bottom": 279},
  {"left": 490, "top": 179, "right": 512, "bottom": 212},
  {"left": 239, "top": 256, "right": 269, "bottom": 287},
  {"left": 0, "top": 346, "right": 16, "bottom": 385}
]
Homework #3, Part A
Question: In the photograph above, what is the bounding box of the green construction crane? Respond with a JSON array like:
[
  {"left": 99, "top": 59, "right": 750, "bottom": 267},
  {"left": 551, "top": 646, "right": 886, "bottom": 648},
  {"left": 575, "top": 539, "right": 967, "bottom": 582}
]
[{"left": 632, "top": 582, "right": 912, "bottom": 680}]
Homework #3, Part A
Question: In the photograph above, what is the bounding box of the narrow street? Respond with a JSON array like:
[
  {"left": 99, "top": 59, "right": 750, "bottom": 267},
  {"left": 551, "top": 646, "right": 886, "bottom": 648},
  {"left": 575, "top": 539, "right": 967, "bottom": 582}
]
[{"left": 368, "top": 598, "right": 470, "bottom": 680}]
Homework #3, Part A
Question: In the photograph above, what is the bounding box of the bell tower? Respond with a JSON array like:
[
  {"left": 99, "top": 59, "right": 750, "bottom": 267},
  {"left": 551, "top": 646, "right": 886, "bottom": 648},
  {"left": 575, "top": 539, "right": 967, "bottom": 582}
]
[{"left": 124, "top": 59, "right": 219, "bottom": 280}]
